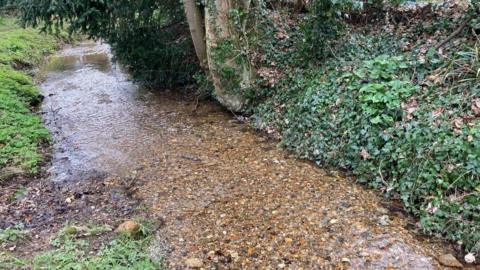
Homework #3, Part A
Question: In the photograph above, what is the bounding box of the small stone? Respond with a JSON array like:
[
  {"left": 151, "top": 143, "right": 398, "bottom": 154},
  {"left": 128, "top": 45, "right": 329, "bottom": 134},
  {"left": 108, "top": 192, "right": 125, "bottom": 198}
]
[
  {"left": 285, "top": 238, "right": 293, "bottom": 244},
  {"left": 379, "top": 215, "right": 390, "bottom": 226},
  {"left": 247, "top": 247, "right": 255, "bottom": 257},
  {"left": 377, "top": 207, "right": 389, "bottom": 214},
  {"left": 185, "top": 258, "right": 203, "bottom": 268},
  {"left": 464, "top": 253, "right": 475, "bottom": 264},
  {"left": 229, "top": 250, "right": 239, "bottom": 261},
  {"left": 229, "top": 234, "right": 240, "bottom": 241},
  {"left": 115, "top": 220, "right": 140, "bottom": 235},
  {"left": 438, "top": 254, "right": 463, "bottom": 268}
]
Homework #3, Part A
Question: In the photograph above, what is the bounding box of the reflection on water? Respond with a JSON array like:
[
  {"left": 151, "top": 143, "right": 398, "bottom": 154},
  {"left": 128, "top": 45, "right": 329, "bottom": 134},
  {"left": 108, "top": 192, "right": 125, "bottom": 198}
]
[
  {"left": 40, "top": 41, "right": 165, "bottom": 182},
  {"left": 42, "top": 54, "right": 111, "bottom": 73}
]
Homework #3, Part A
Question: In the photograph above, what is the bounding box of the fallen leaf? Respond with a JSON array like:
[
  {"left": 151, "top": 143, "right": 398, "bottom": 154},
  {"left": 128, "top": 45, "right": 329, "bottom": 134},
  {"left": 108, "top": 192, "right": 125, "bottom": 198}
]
[
  {"left": 471, "top": 99, "right": 480, "bottom": 116},
  {"left": 360, "top": 148, "right": 370, "bottom": 160}
]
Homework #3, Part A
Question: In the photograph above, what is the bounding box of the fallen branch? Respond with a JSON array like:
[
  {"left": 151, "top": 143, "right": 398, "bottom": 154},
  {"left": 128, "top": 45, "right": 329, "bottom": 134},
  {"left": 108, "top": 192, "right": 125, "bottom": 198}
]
[{"left": 435, "top": 17, "right": 471, "bottom": 50}]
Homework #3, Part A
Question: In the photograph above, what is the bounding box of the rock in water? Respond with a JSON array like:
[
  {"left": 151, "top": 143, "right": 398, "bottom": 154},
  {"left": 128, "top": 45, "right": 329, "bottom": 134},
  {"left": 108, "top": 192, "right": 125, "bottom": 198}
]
[
  {"left": 115, "top": 220, "right": 140, "bottom": 235},
  {"left": 185, "top": 258, "right": 203, "bottom": 268},
  {"left": 438, "top": 254, "right": 463, "bottom": 268},
  {"left": 464, "top": 253, "right": 475, "bottom": 264}
]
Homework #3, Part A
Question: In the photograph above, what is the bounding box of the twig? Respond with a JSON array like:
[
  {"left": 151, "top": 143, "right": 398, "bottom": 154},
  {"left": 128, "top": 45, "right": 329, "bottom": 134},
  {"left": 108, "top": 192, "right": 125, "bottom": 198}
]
[{"left": 435, "top": 17, "right": 471, "bottom": 50}]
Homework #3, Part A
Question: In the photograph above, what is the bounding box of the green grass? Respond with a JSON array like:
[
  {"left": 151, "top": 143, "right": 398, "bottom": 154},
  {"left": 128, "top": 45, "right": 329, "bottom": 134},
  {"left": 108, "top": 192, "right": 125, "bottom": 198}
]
[
  {"left": 0, "top": 17, "right": 57, "bottom": 175},
  {"left": 0, "top": 17, "right": 57, "bottom": 67},
  {"left": 0, "top": 222, "right": 162, "bottom": 270}
]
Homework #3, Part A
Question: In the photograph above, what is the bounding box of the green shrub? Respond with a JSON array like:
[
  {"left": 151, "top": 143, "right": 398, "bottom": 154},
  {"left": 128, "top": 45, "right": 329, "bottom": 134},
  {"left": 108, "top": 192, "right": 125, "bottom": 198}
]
[
  {"left": 302, "top": 0, "right": 353, "bottom": 59},
  {"left": 1, "top": 222, "right": 162, "bottom": 269},
  {"left": 18, "top": 0, "right": 199, "bottom": 88}
]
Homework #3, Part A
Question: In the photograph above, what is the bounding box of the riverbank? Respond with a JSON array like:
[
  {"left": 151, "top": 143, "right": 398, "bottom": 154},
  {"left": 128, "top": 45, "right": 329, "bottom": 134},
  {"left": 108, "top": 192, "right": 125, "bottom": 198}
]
[
  {"left": 249, "top": 2, "right": 479, "bottom": 259},
  {"left": 0, "top": 20, "right": 161, "bottom": 269},
  {"left": 0, "top": 17, "right": 57, "bottom": 178}
]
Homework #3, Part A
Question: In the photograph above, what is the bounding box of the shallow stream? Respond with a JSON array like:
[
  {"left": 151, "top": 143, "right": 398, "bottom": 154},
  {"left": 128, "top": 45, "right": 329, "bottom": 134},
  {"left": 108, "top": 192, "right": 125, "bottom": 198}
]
[{"left": 39, "top": 41, "right": 451, "bottom": 269}]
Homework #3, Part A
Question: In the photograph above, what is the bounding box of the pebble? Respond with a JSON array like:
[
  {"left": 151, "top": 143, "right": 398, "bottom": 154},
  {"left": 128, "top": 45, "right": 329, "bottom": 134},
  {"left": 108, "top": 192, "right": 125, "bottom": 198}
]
[
  {"left": 185, "top": 257, "right": 203, "bottom": 268},
  {"left": 464, "top": 253, "right": 475, "bottom": 264},
  {"left": 379, "top": 215, "right": 390, "bottom": 226},
  {"left": 438, "top": 254, "right": 463, "bottom": 268},
  {"left": 115, "top": 220, "right": 140, "bottom": 235}
]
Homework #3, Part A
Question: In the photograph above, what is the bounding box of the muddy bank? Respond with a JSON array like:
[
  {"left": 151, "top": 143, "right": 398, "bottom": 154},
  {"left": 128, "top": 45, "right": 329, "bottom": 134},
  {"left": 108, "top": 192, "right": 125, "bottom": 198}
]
[{"left": 1, "top": 41, "right": 459, "bottom": 268}]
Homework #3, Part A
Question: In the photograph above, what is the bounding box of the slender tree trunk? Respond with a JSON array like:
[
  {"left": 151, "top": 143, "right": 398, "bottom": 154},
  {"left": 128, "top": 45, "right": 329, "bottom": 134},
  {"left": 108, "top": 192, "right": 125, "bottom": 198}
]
[
  {"left": 184, "top": 0, "right": 208, "bottom": 67},
  {"left": 204, "top": 0, "right": 254, "bottom": 112}
]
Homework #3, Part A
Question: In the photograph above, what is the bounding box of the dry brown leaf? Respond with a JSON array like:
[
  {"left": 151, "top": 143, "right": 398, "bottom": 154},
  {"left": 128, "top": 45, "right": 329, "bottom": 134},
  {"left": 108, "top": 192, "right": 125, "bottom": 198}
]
[
  {"left": 453, "top": 118, "right": 463, "bottom": 129},
  {"left": 471, "top": 99, "right": 480, "bottom": 116},
  {"left": 432, "top": 108, "right": 445, "bottom": 118},
  {"left": 360, "top": 148, "right": 370, "bottom": 160}
]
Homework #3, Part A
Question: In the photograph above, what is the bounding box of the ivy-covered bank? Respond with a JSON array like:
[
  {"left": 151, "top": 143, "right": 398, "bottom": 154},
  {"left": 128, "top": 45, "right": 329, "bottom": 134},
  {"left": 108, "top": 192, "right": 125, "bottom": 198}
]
[
  {"left": 0, "top": 17, "right": 57, "bottom": 176},
  {"left": 250, "top": 4, "right": 480, "bottom": 253}
]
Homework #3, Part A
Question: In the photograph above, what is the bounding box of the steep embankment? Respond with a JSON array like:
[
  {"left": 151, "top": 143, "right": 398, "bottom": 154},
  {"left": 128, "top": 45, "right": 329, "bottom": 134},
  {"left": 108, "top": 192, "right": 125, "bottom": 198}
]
[{"left": 251, "top": 2, "right": 479, "bottom": 258}]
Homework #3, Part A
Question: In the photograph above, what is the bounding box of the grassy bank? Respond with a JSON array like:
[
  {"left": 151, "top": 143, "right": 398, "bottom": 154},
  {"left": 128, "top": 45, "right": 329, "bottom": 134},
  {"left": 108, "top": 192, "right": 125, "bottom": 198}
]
[
  {"left": 251, "top": 6, "right": 479, "bottom": 253},
  {"left": 0, "top": 221, "right": 162, "bottom": 269},
  {"left": 0, "top": 17, "right": 57, "bottom": 176}
]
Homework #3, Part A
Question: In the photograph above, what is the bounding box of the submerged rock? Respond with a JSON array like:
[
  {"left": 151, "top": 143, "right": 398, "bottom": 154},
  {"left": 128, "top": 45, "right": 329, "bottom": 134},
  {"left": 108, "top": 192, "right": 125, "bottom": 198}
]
[
  {"left": 185, "top": 257, "right": 203, "bottom": 268},
  {"left": 438, "top": 254, "right": 463, "bottom": 268}
]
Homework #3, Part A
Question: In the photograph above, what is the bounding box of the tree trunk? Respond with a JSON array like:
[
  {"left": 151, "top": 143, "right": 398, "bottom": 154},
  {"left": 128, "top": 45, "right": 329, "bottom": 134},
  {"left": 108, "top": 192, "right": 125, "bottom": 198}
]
[
  {"left": 204, "top": 0, "right": 254, "bottom": 112},
  {"left": 184, "top": 0, "right": 208, "bottom": 67}
]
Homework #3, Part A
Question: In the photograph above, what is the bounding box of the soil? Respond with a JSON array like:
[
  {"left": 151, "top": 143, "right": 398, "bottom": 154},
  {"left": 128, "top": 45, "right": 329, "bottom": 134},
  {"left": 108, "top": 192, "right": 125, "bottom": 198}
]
[{"left": 0, "top": 164, "right": 142, "bottom": 256}]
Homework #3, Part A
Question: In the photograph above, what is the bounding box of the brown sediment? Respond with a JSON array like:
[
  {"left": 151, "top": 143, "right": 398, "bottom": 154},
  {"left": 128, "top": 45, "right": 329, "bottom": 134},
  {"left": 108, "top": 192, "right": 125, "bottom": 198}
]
[{"left": 135, "top": 97, "right": 450, "bottom": 269}]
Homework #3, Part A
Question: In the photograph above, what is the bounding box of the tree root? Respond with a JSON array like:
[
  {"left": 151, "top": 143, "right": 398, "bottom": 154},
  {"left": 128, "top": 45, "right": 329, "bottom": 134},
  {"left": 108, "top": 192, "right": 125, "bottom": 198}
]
[{"left": 435, "top": 17, "right": 471, "bottom": 50}]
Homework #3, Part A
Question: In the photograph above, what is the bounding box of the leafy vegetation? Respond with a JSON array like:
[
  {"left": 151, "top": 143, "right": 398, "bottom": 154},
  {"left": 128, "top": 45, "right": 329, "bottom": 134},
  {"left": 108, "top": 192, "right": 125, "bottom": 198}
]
[
  {"left": 0, "top": 224, "right": 26, "bottom": 244},
  {"left": 0, "top": 18, "right": 56, "bottom": 175},
  {"left": 18, "top": 0, "right": 199, "bottom": 88},
  {"left": 252, "top": 4, "right": 480, "bottom": 253},
  {"left": 0, "top": 221, "right": 162, "bottom": 269}
]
